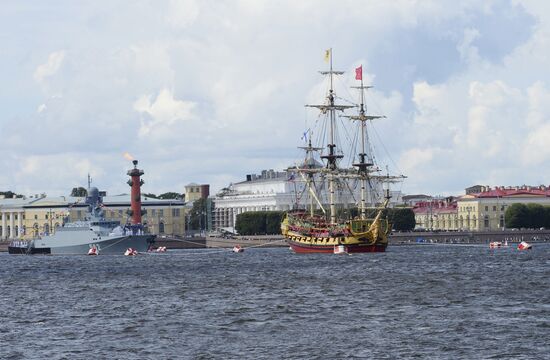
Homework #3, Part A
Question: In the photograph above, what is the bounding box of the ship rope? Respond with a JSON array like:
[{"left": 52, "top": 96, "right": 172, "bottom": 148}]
[
  {"left": 150, "top": 237, "right": 287, "bottom": 255},
  {"left": 99, "top": 235, "right": 134, "bottom": 252}
]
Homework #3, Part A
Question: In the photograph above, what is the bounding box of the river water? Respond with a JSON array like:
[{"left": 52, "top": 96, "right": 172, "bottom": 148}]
[{"left": 1, "top": 244, "right": 548, "bottom": 359}]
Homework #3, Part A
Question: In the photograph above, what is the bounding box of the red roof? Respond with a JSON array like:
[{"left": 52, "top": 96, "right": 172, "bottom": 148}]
[{"left": 474, "top": 188, "right": 550, "bottom": 198}]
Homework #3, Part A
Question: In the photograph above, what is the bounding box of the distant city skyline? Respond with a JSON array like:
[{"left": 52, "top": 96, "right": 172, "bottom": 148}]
[{"left": 1, "top": 1, "right": 549, "bottom": 197}]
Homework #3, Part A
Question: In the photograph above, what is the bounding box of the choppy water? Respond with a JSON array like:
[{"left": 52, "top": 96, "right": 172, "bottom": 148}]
[{"left": 1, "top": 244, "right": 548, "bottom": 360}]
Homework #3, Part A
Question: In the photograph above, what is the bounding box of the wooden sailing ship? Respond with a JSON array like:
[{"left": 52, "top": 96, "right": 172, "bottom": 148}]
[{"left": 281, "top": 49, "right": 405, "bottom": 254}]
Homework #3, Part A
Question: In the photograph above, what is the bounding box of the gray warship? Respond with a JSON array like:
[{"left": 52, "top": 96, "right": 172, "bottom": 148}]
[{"left": 8, "top": 160, "right": 156, "bottom": 255}]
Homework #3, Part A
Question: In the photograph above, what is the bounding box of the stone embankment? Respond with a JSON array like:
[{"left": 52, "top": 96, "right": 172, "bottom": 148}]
[
  {"left": 2, "top": 230, "right": 549, "bottom": 252},
  {"left": 391, "top": 229, "right": 550, "bottom": 245}
]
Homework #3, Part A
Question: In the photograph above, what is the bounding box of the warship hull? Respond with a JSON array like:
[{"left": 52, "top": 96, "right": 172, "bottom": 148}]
[{"left": 8, "top": 234, "right": 156, "bottom": 255}]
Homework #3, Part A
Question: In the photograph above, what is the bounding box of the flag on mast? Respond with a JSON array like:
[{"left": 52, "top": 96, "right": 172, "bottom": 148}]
[
  {"left": 324, "top": 49, "right": 331, "bottom": 63},
  {"left": 355, "top": 65, "right": 363, "bottom": 80}
]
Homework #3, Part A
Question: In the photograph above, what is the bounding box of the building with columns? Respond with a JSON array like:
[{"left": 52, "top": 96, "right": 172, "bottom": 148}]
[
  {"left": 413, "top": 185, "right": 550, "bottom": 231},
  {"left": 212, "top": 169, "right": 403, "bottom": 232},
  {"left": 0, "top": 193, "right": 186, "bottom": 241}
]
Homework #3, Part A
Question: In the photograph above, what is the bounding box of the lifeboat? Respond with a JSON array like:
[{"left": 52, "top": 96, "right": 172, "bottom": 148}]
[
  {"left": 88, "top": 246, "right": 99, "bottom": 255},
  {"left": 232, "top": 245, "right": 244, "bottom": 253},
  {"left": 124, "top": 247, "right": 138, "bottom": 256},
  {"left": 517, "top": 241, "right": 532, "bottom": 250}
]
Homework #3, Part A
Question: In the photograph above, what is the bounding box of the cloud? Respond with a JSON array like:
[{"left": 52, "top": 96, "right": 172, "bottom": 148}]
[
  {"left": 134, "top": 88, "right": 196, "bottom": 138},
  {"left": 0, "top": 1, "right": 546, "bottom": 198},
  {"left": 33, "top": 50, "right": 66, "bottom": 83}
]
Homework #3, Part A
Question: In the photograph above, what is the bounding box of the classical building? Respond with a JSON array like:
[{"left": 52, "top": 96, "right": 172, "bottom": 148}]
[
  {"left": 185, "top": 183, "right": 209, "bottom": 203},
  {"left": 413, "top": 185, "right": 550, "bottom": 231},
  {"left": 413, "top": 197, "right": 458, "bottom": 231},
  {"left": 0, "top": 193, "right": 186, "bottom": 240},
  {"left": 457, "top": 185, "right": 550, "bottom": 231},
  {"left": 212, "top": 169, "right": 403, "bottom": 232}
]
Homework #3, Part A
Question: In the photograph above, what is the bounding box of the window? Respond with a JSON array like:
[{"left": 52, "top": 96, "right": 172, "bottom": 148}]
[
  {"left": 159, "top": 209, "right": 164, "bottom": 216},
  {"left": 159, "top": 222, "right": 165, "bottom": 234},
  {"left": 45, "top": 214, "right": 48, "bottom": 220},
  {"left": 493, "top": 206, "right": 497, "bottom": 211},
  {"left": 485, "top": 206, "right": 488, "bottom": 211},
  {"left": 34, "top": 214, "right": 38, "bottom": 220},
  {"left": 484, "top": 216, "right": 489, "bottom": 228},
  {"left": 152, "top": 209, "right": 156, "bottom": 216}
]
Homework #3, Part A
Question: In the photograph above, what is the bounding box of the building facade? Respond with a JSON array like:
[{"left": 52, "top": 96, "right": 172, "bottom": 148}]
[
  {"left": 0, "top": 193, "right": 186, "bottom": 240},
  {"left": 185, "top": 183, "right": 210, "bottom": 203},
  {"left": 413, "top": 185, "right": 550, "bottom": 231},
  {"left": 213, "top": 169, "right": 403, "bottom": 232}
]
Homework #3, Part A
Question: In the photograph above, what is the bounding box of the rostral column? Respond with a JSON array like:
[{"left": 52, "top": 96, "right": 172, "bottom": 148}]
[{"left": 127, "top": 160, "right": 145, "bottom": 224}]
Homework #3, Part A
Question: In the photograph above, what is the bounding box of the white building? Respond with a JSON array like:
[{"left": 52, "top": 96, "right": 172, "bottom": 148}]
[{"left": 212, "top": 169, "right": 402, "bottom": 231}]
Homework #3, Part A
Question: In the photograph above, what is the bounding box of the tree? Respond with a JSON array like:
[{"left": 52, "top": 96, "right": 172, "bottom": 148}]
[
  {"left": 0, "top": 191, "right": 23, "bottom": 199},
  {"left": 526, "top": 203, "right": 545, "bottom": 228},
  {"left": 158, "top": 192, "right": 183, "bottom": 200},
  {"left": 505, "top": 203, "right": 529, "bottom": 228},
  {"left": 235, "top": 211, "right": 285, "bottom": 235},
  {"left": 188, "top": 198, "right": 207, "bottom": 230},
  {"left": 70, "top": 187, "right": 87, "bottom": 197},
  {"left": 389, "top": 208, "right": 416, "bottom": 231},
  {"left": 143, "top": 193, "right": 158, "bottom": 199}
]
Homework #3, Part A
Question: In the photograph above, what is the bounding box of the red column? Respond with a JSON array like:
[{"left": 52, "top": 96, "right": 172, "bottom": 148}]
[{"left": 127, "top": 160, "right": 145, "bottom": 225}]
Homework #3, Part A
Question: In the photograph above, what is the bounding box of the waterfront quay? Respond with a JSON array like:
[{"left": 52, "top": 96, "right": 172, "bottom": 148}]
[
  {"left": 2, "top": 230, "right": 549, "bottom": 252},
  {"left": 390, "top": 229, "right": 550, "bottom": 245}
]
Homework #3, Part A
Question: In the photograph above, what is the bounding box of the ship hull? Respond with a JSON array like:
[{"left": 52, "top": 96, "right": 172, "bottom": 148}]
[
  {"left": 8, "top": 235, "right": 156, "bottom": 255},
  {"left": 287, "top": 239, "right": 386, "bottom": 254}
]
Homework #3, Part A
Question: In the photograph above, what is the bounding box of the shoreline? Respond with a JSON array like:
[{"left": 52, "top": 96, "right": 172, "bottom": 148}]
[{"left": 2, "top": 229, "right": 549, "bottom": 252}]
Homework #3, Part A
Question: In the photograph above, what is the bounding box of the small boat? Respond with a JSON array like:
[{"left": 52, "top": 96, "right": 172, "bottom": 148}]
[
  {"left": 517, "top": 241, "right": 532, "bottom": 250},
  {"left": 232, "top": 245, "right": 244, "bottom": 253},
  {"left": 489, "top": 241, "right": 502, "bottom": 249},
  {"left": 155, "top": 246, "right": 167, "bottom": 252},
  {"left": 124, "top": 247, "right": 138, "bottom": 256},
  {"left": 87, "top": 246, "right": 99, "bottom": 255}
]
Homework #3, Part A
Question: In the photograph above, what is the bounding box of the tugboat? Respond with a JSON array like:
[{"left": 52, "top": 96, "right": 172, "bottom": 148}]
[
  {"left": 280, "top": 49, "right": 405, "bottom": 254},
  {"left": 8, "top": 160, "right": 156, "bottom": 255}
]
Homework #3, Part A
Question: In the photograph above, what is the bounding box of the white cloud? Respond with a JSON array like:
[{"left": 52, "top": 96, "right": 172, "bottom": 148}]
[
  {"left": 33, "top": 50, "right": 66, "bottom": 83},
  {"left": 1, "top": 1, "right": 548, "bottom": 197},
  {"left": 134, "top": 88, "right": 196, "bottom": 138}
]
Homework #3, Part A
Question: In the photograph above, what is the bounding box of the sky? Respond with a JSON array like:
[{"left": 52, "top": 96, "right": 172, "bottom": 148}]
[{"left": 1, "top": 0, "right": 549, "bottom": 198}]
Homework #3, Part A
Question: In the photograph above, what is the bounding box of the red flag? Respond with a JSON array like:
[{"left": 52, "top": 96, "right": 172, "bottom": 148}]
[{"left": 355, "top": 65, "right": 362, "bottom": 80}]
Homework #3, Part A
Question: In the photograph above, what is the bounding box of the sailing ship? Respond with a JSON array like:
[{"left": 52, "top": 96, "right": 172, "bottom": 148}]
[{"left": 281, "top": 49, "right": 405, "bottom": 254}]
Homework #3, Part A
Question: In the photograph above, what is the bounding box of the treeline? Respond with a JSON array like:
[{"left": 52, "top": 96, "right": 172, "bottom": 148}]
[
  {"left": 505, "top": 203, "right": 550, "bottom": 229},
  {"left": 234, "top": 208, "right": 416, "bottom": 235},
  {"left": 0, "top": 191, "right": 23, "bottom": 199},
  {"left": 235, "top": 211, "right": 285, "bottom": 235}
]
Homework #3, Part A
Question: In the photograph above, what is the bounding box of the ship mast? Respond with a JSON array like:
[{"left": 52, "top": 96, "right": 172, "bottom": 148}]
[
  {"left": 305, "top": 49, "right": 354, "bottom": 224},
  {"left": 297, "top": 137, "right": 323, "bottom": 217},
  {"left": 346, "top": 66, "right": 385, "bottom": 219}
]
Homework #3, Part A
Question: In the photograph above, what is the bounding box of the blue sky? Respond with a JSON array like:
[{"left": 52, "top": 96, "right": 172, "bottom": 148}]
[{"left": 1, "top": 0, "right": 549, "bottom": 198}]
